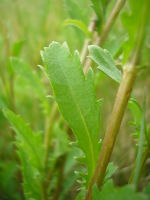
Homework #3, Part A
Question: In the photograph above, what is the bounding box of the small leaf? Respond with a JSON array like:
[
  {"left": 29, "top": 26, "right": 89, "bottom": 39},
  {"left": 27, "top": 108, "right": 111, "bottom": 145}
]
[{"left": 89, "top": 45, "right": 122, "bottom": 83}]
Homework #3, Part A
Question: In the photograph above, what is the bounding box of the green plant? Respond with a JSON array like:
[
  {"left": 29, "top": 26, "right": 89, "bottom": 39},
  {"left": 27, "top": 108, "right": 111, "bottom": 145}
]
[{"left": 0, "top": 0, "right": 150, "bottom": 200}]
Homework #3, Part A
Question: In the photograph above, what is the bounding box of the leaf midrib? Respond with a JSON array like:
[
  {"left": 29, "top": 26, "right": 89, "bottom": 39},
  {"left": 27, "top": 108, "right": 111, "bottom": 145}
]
[{"left": 55, "top": 57, "right": 96, "bottom": 170}]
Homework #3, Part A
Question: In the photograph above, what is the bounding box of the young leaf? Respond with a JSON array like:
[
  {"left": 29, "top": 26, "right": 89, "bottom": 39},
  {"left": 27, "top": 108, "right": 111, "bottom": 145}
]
[
  {"left": 3, "top": 109, "right": 44, "bottom": 199},
  {"left": 89, "top": 45, "right": 122, "bottom": 83},
  {"left": 41, "top": 41, "right": 101, "bottom": 184},
  {"left": 92, "top": 180, "right": 148, "bottom": 200}
]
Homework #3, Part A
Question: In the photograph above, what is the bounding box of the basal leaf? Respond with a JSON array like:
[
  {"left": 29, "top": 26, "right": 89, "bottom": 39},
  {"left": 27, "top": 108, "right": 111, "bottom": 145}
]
[
  {"left": 41, "top": 41, "right": 101, "bottom": 184},
  {"left": 3, "top": 109, "right": 44, "bottom": 199},
  {"left": 89, "top": 45, "right": 122, "bottom": 83}
]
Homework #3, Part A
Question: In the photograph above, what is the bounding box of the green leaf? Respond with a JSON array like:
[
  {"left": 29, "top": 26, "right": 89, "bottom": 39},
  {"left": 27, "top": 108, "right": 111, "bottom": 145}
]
[
  {"left": 64, "top": 19, "right": 92, "bottom": 37},
  {"left": 3, "top": 109, "right": 44, "bottom": 199},
  {"left": 41, "top": 41, "right": 101, "bottom": 184},
  {"left": 92, "top": 180, "right": 148, "bottom": 200},
  {"left": 89, "top": 45, "right": 122, "bottom": 83}
]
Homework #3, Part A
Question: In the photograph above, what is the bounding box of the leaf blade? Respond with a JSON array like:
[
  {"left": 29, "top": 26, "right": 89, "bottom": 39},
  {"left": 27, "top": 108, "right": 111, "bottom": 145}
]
[{"left": 41, "top": 41, "right": 100, "bottom": 183}]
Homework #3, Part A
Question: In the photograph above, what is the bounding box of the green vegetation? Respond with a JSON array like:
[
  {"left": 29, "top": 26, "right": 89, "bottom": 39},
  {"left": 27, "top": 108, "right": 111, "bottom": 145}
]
[{"left": 0, "top": 0, "right": 150, "bottom": 199}]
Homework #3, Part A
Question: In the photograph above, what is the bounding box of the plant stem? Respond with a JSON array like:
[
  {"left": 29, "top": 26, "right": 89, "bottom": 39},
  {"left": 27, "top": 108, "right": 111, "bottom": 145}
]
[
  {"left": 85, "top": 2, "right": 149, "bottom": 199},
  {"left": 83, "top": 0, "right": 126, "bottom": 74}
]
